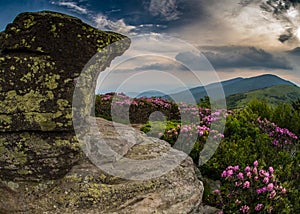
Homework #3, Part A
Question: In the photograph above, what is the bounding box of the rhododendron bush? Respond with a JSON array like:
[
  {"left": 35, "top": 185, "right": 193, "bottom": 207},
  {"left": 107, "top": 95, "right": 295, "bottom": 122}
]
[{"left": 210, "top": 161, "right": 290, "bottom": 213}]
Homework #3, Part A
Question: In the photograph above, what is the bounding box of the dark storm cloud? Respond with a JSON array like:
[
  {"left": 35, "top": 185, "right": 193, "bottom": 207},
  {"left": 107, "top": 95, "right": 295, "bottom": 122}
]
[
  {"left": 146, "top": 0, "right": 181, "bottom": 21},
  {"left": 200, "top": 46, "right": 292, "bottom": 70},
  {"left": 279, "top": 31, "right": 293, "bottom": 43}
]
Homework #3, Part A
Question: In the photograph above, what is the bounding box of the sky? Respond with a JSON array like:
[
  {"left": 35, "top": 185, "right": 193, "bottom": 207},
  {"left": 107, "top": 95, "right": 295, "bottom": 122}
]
[{"left": 0, "top": 0, "right": 300, "bottom": 94}]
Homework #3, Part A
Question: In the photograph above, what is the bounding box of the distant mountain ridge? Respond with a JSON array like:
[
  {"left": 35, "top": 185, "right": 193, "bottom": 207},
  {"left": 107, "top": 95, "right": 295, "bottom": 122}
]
[
  {"left": 288, "top": 47, "right": 300, "bottom": 55},
  {"left": 164, "top": 74, "right": 295, "bottom": 103}
]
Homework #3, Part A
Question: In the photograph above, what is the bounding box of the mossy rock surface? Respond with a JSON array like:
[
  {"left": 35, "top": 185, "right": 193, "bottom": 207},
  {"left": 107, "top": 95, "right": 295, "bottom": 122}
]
[
  {"left": 0, "top": 132, "right": 81, "bottom": 181},
  {"left": 1, "top": 11, "right": 129, "bottom": 70},
  {"left": 0, "top": 11, "right": 130, "bottom": 132},
  {"left": 0, "top": 11, "right": 130, "bottom": 180}
]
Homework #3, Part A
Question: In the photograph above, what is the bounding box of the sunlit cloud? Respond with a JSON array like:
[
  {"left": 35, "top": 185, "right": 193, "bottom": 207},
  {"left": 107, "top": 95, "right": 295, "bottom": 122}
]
[
  {"left": 51, "top": 1, "right": 88, "bottom": 14},
  {"left": 93, "top": 14, "right": 136, "bottom": 35}
]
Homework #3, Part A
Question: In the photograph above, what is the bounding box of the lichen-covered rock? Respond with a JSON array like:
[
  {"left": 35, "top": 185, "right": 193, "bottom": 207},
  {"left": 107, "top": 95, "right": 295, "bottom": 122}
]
[
  {"left": 0, "top": 11, "right": 130, "bottom": 132},
  {"left": 0, "top": 11, "right": 130, "bottom": 180},
  {"left": 0, "top": 132, "right": 80, "bottom": 181},
  {"left": 0, "top": 118, "right": 204, "bottom": 213}
]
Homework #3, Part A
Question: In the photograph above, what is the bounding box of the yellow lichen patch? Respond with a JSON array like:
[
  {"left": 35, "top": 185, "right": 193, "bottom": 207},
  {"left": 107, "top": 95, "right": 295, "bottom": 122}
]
[
  {"left": 47, "top": 91, "right": 54, "bottom": 100},
  {"left": 36, "top": 47, "right": 44, "bottom": 52},
  {"left": 0, "top": 90, "right": 48, "bottom": 113},
  {"left": 43, "top": 74, "right": 60, "bottom": 90},
  {"left": 0, "top": 115, "right": 12, "bottom": 125},
  {"left": 23, "top": 16, "right": 36, "bottom": 29},
  {"left": 57, "top": 99, "right": 69, "bottom": 110},
  {"left": 20, "top": 72, "right": 32, "bottom": 83},
  {"left": 24, "top": 112, "right": 57, "bottom": 131},
  {"left": 0, "top": 141, "right": 28, "bottom": 165},
  {"left": 64, "top": 78, "right": 73, "bottom": 84},
  {"left": 51, "top": 24, "right": 59, "bottom": 38},
  {"left": 54, "top": 139, "right": 78, "bottom": 151}
]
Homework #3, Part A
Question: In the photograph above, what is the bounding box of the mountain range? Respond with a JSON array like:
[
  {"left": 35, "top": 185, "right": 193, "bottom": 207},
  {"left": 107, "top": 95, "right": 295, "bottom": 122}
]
[{"left": 164, "top": 74, "right": 296, "bottom": 103}]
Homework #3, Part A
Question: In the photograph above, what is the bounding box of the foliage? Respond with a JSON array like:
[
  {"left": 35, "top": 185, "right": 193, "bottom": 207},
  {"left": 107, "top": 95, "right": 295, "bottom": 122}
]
[
  {"left": 210, "top": 161, "right": 290, "bottom": 213},
  {"left": 95, "top": 93, "right": 180, "bottom": 123}
]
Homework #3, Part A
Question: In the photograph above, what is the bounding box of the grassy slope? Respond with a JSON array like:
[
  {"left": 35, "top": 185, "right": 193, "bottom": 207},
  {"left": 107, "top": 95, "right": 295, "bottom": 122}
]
[{"left": 226, "top": 85, "right": 300, "bottom": 109}]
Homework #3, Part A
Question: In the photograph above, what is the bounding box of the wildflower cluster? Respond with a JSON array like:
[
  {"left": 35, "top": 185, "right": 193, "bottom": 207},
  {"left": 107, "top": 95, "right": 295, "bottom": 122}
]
[
  {"left": 213, "top": 160, "right": 289, "bottom": 213},
  {"left": 257, "top": 117, "right": 298, "bottom": 148},
  {"left": 95, "top": 93, "right": 179, "bottom": 123},
  {"left": 160, "top": 122, "right": 225, "bottom": 147}
]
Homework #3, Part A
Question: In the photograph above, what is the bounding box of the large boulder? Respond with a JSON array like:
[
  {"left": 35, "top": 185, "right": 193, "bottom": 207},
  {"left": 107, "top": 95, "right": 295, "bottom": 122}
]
[
  {"left": 0, "top": 11, "right": 130, "bottom": 180},
  {"left": 0, "top": 118, "right": 204, "bottom": 213}
]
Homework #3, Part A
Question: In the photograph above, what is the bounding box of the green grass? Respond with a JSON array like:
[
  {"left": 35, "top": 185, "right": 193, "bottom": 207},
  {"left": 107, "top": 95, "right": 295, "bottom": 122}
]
[{"left": 227, "top": 85, "right": 300, "bottom": 109}]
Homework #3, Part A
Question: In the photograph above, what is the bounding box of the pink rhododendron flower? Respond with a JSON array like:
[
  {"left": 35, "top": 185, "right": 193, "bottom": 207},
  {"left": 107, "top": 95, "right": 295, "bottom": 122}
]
[
  {"left": 235, "top": 199, "right": 241, "bottom": 205},
  {"left": 255, "top": 204, "right": 263, "bottom": 211},
  {"left": 213, "top": 189, "right": 221, "bottom": 194},
  {"left": 227, "top": 170, "right": 234, "bottom": 177},
  {"left": 267, "top": 183, "right": 274, "bottom": 192},
  {"left": 253, "top": 167, "right": 258, "bottom": 174},
  {"left": 234, "top": 165, "right": 240, "bottom": 171},
  {"left": 245, "top": 166, "right": 251, "bottom": 173},
  {"left": 243, "top": 181, "right": 250, "bottom": 189},
  {"left": 246, "top": 172, "right": 252, "bottom": 178},
  {"left": 237, "top": 172, "right": 244, "bottom": 179},
  {"left": 259, "top": 170, "right": 265, "bottom": 177},
  {"left": 240, "top": 205, "right": 250, "bottom": 213},
  {"left": 263, "top": 177, "right": 269, "bottom": 184},
  {"left": 270, "top": 190, "right": 276, "bottom": 199}
]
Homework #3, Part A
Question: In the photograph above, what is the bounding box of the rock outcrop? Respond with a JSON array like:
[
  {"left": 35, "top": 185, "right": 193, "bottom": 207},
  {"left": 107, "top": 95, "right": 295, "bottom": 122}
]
[
  {"left": 0, "top": 117, "right": 203, "bottom": 213},
  {"left": 0, "top": 11, "right": 130, "bottom": 181},
  {"left": 0, "top": 11, "right": 204, "bottom": 213}
]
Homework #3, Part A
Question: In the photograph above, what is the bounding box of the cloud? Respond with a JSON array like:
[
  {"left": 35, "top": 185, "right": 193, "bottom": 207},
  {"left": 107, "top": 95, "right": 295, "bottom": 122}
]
[
  {"left": 147, "top": 0, "right": 181, "bottom": 21},
  {"left": 93, "top": 14, "right": 136, "bottom": 35},
  {"left": 134, "top": 62, "right": 188, "bottom": 72},
  {"left": 51, "top": 1, "right": 88, "bottom": 14},
  {"left": 110, "top": 62, "right": 189, "bottom": 74},
  {"left": 199, "top": 46, "right": 292, "bottom": 70},
  {"left": 51, "top": 1, "right": 138, "bottom": 35}
]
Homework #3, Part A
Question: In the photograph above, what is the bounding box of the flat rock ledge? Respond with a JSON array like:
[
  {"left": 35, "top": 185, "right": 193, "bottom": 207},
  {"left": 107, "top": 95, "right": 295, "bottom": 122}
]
[{"left": 0, "top": 118, "right": 204, "bottom": 213}]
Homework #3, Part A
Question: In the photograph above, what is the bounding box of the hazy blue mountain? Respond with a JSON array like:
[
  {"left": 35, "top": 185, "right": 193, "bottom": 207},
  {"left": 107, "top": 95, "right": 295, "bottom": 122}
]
[
  {"left": 165, "top": 74, "right": 295, "bottom": 103},
  {"left": 288, "top": 47, "right": 300, "bottom": 55}
]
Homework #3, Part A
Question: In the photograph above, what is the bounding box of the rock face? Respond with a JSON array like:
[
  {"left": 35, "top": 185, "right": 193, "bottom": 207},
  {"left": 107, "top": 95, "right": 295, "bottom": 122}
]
[
  {"left": 0, "top": 11, "right": 130, "bottom": 181},
  {"left": 0, "top": 11, "right": 204, "bottom": 213},
  {"left": 0, "top": 118, "right": 203, "bottom": 213}
]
